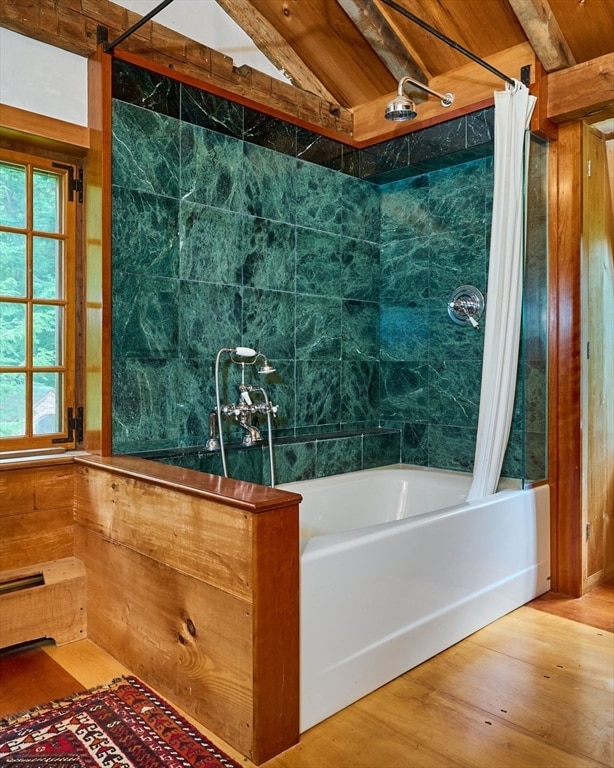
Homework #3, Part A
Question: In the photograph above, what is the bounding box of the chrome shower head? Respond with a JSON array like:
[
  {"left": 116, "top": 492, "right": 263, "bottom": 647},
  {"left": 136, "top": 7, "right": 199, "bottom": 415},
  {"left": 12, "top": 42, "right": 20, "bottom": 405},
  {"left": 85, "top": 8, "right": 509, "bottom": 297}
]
[
  {"left": 384, "top": 94, "right": 417, "bottom": 122},
  {"left": 384, "top": 76, "right": 454, "bottom": 122},
  {"left": 257, "top": 359, "right": 276, "bottom": 375}
]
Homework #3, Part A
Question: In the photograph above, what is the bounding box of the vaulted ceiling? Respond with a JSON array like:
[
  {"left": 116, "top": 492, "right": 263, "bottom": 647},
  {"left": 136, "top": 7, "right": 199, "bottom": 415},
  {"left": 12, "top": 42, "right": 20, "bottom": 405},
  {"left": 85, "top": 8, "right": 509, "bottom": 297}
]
[
  {"left": 1, "top": 0, "right": 613, "bottom": 143},
  {"left": 213, "top": 0, "right": 614, "bottom": 139},
  {"left": 218, "top": 0, "right": 612, "bottom": 107}
]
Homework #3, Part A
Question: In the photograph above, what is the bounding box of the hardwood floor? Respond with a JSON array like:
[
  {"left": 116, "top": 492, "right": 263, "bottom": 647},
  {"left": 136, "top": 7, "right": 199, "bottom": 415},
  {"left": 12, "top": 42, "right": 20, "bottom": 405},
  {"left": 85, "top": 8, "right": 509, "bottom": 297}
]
[
  {"left": 528, "top": 578, "right": 614, "bottom": 633},
  {"left": 1, "top": 591, "right": 612, "bottom": 768}
]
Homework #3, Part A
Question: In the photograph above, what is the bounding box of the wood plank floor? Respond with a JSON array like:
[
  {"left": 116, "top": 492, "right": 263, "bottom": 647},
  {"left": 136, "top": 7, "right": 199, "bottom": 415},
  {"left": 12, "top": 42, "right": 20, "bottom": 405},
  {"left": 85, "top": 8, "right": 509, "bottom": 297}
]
[{"left": 1, "top": 591, "right": 612, "bottom": 768}]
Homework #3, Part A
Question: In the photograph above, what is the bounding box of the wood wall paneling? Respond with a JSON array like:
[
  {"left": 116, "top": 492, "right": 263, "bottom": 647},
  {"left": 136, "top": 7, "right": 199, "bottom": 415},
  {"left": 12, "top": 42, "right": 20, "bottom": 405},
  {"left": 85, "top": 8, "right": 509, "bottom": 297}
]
[
  {"left": 0, "top": 465, "right": 75, "bottom": 571},
  {"left": 73, "top": 463, "right": 300, "bottom": 764}
]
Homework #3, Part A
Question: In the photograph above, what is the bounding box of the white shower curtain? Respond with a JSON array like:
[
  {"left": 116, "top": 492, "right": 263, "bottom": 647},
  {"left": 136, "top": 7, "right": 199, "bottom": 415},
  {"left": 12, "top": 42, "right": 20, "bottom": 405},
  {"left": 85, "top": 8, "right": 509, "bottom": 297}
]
[{"left": 467, "top": 81, "right": 536, "bottom": 500}]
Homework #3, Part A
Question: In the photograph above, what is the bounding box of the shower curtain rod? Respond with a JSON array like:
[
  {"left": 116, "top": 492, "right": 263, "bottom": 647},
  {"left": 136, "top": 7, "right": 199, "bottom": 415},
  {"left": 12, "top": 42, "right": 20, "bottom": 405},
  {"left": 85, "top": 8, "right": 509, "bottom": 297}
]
[
  {"left": 105, "top": 0, "right": 176, "bottom": 52},
  {"left": 379, "top": 0, "right": 517, "bottom": 87}
]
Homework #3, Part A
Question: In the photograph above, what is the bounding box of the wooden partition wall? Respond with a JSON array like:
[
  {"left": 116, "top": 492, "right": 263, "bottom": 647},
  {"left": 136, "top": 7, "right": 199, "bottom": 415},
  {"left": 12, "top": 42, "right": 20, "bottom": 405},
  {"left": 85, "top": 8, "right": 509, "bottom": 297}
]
[{"left": 73, "top": 455, "right": 300, "bottom": 765}]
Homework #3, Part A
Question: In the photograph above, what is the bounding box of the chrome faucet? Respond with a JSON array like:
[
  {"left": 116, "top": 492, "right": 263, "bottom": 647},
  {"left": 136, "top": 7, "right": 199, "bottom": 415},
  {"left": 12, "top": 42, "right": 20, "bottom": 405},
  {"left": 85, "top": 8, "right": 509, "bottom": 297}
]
[{"left": 210, "top": 347, "right": 279, "bottom": 486}]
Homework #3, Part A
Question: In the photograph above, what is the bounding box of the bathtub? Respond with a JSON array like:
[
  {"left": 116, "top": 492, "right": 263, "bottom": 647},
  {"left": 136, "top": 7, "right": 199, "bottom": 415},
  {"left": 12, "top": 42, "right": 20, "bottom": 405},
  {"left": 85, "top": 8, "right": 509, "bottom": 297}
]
[{"left": 279, "top": 464, "right": 550, "bottom": 732}]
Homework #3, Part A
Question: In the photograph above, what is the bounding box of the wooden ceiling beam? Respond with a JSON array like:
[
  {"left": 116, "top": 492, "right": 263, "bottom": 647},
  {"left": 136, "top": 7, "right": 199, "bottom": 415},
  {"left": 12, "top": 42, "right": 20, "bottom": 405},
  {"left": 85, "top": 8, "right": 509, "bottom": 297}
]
[
  {"left": 336, "top": 0, "right": 426, "bottom": 86},
  {"left": 547, "top": 52, "right": 614, "bottom": 122},
  {"left": 215, "top": 0, "right": 339, "bottom": 105},
  {"left": 507, "top": 0, "right": 576, "bottom": 72}
]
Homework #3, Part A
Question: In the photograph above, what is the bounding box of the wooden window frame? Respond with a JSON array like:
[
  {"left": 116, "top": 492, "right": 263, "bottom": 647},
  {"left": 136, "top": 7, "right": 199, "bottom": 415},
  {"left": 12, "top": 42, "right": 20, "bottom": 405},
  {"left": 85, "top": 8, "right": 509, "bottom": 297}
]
[{"left": 0, "top": 146, "right": 80, "bottom": 453}]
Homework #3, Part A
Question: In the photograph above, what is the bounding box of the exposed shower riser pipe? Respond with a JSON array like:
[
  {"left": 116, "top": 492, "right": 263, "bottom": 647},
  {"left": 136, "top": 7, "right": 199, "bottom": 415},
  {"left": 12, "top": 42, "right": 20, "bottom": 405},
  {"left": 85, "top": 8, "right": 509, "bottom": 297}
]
[{"left": 379, "top": 0, "right": 517, "bottom": 87}]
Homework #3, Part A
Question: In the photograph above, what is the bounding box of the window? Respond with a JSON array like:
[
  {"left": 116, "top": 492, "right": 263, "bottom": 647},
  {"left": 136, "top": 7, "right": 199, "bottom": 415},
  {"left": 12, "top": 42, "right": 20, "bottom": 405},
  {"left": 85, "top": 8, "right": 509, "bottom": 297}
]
[{"left": 0, "top": 148, "right": 77, "bottom": 451}]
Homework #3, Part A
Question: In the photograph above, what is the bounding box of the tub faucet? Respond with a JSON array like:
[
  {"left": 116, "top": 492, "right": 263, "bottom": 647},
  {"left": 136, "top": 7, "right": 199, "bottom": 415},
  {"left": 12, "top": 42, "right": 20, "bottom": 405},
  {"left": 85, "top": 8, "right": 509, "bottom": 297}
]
[{"left": 238, "top": 411, "right": 261, "bottom": 446}]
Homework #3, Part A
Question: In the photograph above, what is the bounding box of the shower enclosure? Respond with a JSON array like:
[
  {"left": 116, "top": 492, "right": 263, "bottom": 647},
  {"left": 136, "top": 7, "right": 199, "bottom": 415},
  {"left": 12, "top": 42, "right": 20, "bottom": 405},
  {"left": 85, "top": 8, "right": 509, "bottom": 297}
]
[{"left": 110, "top": 59, "right": 549, "bottom": 489}]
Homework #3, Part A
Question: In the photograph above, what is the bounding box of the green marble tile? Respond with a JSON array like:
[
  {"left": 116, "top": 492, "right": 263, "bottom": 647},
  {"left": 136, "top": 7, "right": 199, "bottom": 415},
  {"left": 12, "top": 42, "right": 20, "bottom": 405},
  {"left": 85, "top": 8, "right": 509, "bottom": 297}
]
[
  {"left": 296, "top": 295, "right": 342, "bottom": 360},
  {"left": 340, "top": 237, "right": 379, "bottom": 302},
  {"left": 341, "top": 174, "right": 380, "bottom": 243},
  {"left": 379, "top": 361, "right": 429, "bottom": 421},
  {"left": 112, "top": 187, "right": 179, "bottom": 277},
  {"left": 112, "top": 358, "right": 181, "bottom": 453},
  {"left": 427, "top": 297, "right": 485, "bottom": 362},
  {"left": 112, "top": 101, "right": 179, "bottom": 197},
  {"left": 428, "top": 158, "right": 492, "bottom": 234},
  {"left": 180, "top": 123, "right": 244, "bottom": 212},
  {"left": 178, "top": 281, "right": 242, "bottom": 359},
  {"left": 316, "top": 436, "right": 362, "bottom": 478},
  {"left": 362, "top": 429, "right": 401, "bottom": 469},
  {"left": 295, "top": 361, "right": 341, "bottom": 428},
  {"left": 295, "top": 161, "right": 343, "bottom": 234},
  {"left": 273, "top": 441, "right": 317, "bottom": 484},
  {"left": 242, "top": 217, "right": 296, "bottom": 291},
  {"left": 380, "top": 174, "right": 430, "bottom": 243},
  {"left": 428, "top": 359, "right": 482, "bottom": 427},
  {"left": 341, "top": 361, "right": 379, "bottom": 423},
  {"left": 429, "top": 229, "right": 487, "bottom": 300},
  {"left": 112, "top": 272, "right": 178, "bottom": 358},
  {"left": 427, "top": 424, "right": 476, "bottom": 472},
  {"left": 173, "top": 358, "right": 217, "bottom": 447},
  {"left": 380, "top": 236, "right": 430, "bottom": 303},
  {"left": 296, "top": 228, "right": 342, "bottom": 297},
  {"left": 380, "top": 301, "right": 429, "bottom": 362},
  {"left": 243, "top": 143, "right": 296, "bottom": 224},
  {"left": 223, "top": 445, "right": 265, "bottom": 485},
  {"left": 401, "top": 422, "right": 428, "bottom": 466},
  {"left": 342, "top": 300, "right": 379, "bottom": 361},
  {"left": 242, "top": 288, "right": 296, "bottom": 359},
  {"left": 179, "top": 202, "right": 243, "bottom": 286}
]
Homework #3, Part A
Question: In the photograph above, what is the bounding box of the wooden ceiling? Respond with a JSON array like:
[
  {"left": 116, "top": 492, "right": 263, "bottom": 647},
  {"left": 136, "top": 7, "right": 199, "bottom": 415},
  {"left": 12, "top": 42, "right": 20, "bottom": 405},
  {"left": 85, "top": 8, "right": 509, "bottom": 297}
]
[
  {"left": 1, "top": 0, "right": 613, "bottom": 143},
  {"left": 215, "top": 0, "right": 614, "bottom": 104}
]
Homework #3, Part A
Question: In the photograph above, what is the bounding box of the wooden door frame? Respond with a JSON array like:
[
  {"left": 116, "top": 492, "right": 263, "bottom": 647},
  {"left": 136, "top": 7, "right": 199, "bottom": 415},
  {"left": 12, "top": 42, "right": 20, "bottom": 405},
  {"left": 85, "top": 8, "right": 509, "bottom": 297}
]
[{"left": 548, "top": 121, "right": 584, "bottom": 597}]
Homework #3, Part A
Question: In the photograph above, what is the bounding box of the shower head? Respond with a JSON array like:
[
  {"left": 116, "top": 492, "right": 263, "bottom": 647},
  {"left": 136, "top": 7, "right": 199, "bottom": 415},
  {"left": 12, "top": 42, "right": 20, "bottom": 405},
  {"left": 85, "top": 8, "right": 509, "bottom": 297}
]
[
  {"left": 384, "top": 94, "right": 417, "bottom": 122},
  {"left": 385, "top": 76, "right": 454, "bottom": 122},
  {"left": 257, "top": 359, "right": 276, "bottom": 375}
]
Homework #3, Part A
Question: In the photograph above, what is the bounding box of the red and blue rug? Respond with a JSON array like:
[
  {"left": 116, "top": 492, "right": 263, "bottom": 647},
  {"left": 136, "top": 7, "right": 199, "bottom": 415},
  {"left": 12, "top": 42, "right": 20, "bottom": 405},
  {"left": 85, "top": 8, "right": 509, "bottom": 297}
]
[{"left": 0, "top": 675, "right": 242, "bottom": 767}]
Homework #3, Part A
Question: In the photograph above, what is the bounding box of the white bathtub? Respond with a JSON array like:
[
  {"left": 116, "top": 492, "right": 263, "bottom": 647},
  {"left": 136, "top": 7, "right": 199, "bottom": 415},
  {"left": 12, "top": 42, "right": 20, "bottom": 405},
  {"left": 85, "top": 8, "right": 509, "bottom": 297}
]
[{"left": 279, "top": 464, "right": 550, "bottom": 732}]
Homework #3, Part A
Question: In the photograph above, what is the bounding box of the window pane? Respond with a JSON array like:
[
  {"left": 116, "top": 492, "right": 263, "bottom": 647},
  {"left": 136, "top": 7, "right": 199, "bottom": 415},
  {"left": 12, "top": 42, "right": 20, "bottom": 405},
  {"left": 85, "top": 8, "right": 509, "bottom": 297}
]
[
  {"left": 33, "top": 304, "right": 62, "bottom": 366},
  {"left": 0, "top": 373, "right": 26, "bottom": 437},
  {"left": 0, "top": 162, "right": 26, "bottom": 229},
  {"left": 33, "top": 237, "right": 62, "bottom": 299},
  {"left": 33, "top": 371, "right": 62, "bottom": 434},
  {"left": 0, "top": 302, "right": 26, "bottom": 366},
  {"left": 33, "top": 170, "right": 61, "bottom": 233},
  {"left": 0, "top": 231, "right": 27, "bottom": 297}
]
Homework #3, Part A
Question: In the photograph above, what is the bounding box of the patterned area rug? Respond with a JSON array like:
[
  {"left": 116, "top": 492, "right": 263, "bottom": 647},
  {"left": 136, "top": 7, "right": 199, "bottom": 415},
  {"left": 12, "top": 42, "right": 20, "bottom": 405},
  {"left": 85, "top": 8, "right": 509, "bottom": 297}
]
[{"left": 0, "top": 675, "right": 241, "bottom": 767}]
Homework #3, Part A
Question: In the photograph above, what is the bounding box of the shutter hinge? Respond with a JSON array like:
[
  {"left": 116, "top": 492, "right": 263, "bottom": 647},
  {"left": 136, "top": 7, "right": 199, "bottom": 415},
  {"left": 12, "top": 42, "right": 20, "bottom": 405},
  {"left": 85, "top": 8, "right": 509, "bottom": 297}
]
[
  {"left": 52, "top": 406, "right": 84, "bottom": 444},
  {"left": 586, "top": 522, "right": 591, "bottom": 542},
  {"left": 587, "top": 159, "right": 592, "bottom": 178},
  {"left": 52, "top": 162, "right": 83, "bottom": 203}
]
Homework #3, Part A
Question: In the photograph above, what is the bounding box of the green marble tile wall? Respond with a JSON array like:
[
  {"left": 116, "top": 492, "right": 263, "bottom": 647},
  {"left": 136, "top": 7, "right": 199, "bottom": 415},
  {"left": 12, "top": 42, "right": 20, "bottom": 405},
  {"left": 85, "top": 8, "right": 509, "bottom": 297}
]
[
  {"left": 110, "top": 60, "right": 547, "bottom": 485},
  {"left": 378, "top": 143, "right": 548, "bottom": 481}
]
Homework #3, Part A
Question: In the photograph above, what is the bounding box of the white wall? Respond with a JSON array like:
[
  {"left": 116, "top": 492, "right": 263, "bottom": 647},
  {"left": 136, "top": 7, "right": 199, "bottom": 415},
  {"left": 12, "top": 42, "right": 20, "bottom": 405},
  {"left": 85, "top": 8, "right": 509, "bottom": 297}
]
[
  {"left": 113, "top": 0, "right": 287, "bottom": 82},
  {"left": 0, "top": 29, "right": 88, "bottom": 126},
  {"left": 0, "top": 4, "right": 286, "bottom": 128}
]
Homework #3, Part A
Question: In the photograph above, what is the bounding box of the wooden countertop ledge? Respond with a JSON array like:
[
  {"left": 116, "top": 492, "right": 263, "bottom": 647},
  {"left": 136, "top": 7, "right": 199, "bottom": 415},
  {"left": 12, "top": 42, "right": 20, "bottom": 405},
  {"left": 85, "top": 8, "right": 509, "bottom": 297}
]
[{"left": 74, "top": 454, "right": 302, "bottom": 513}]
